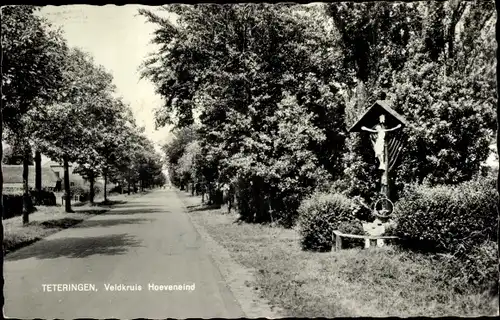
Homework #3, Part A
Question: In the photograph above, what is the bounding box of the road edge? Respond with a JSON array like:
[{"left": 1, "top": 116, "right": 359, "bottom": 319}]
[{"left": 175, "top": 190, "right": 284, "bottom": 319}]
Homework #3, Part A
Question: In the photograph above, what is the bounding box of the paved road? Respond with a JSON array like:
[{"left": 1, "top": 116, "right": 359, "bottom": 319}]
[{"left": 4, "top": 189, "right": 245, "bottom": 319}]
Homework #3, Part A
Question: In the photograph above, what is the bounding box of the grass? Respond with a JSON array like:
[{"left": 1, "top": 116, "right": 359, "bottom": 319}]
[
  {"left": 2, "top": 192, "right": 141, "bottom": 255},
  {"left": 178, "top": 191, "right": 499, "bottom": 317}
]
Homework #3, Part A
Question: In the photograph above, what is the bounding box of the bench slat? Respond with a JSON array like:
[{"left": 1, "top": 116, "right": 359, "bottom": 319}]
[{"left": 332, "top": 230, "right": 399, "bottom": 240}]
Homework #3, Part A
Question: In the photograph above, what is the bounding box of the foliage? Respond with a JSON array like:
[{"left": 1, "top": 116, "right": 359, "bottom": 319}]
[
  {"left": 328, "top": 1, "right": 496, "bottom": 202},
  {"left": 28, "top": 48, "right": 115, "bottom": 165},
  {"left": 2, "top": 143, "right": 34, "bottom": 165},
  {"left": 3, "top": 194, "right": 28, "bottom": 219},
  {"left": 25, "top": 46, "right": 165, "bottom": 203},
  {"left": 1, "top": 5, "right": 68, "bottom": 130},
  {"left": 176, "top": 140, "right": 202, "bottom": 186},
  {"left": 393, "top": 174, "right": 498, "bottom": 255},
  {"left": 2, "top": 5, "right": 69, "bottom": 222},
  {"left": 30, "top": 190, "right": 56, "bottom": 206},
  {"left": 440, "top": 240, "right": 499, "bottom": 296},
  {"left": 297, "top": 192, "right": 363, "bottom": 251},
  {"left": 142, "top": 4, "right": 348, "bottom": 225},
  {"left": 161, "top": 126, "right": 199, "bottom": 188},
  {"left": 392, "top": 2, "right": 496, "bottom": 186}
]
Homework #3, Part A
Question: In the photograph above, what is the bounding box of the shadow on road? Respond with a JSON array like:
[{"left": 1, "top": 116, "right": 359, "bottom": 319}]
[
  {"left": 97, "top": 200, "right": 128, "bottom": 207},
  {"left": 37, "top": 218, "right": 84, "bottom": 229},
  {"left": 72, "top": 218, "right": 152, "bottom": 228},
  {"left": 105, "top": 208, "right": 167, "bottom": 215},
  {"left": 117, "top": 204, "right": 165, "bottom": 209},
  {"left": 5, "top": 234, "right": 143, "bottom": 261},
  {"left": 75, "top": 208, "right": 109, "bottom": 215},
  {"left": 188, "top": 204, "right": 222, "bottom": 213}
]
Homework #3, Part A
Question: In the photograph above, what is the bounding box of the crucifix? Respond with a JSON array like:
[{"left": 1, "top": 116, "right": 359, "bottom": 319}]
[
  {"left": 361, "top": 115, "right": 402, "bottom": 205},
  {"left": 361, "top": 114, "right": 402, "bottom": 171},
  {"left": 349, "top": 99, "right": 407, "bottom": 213},
  {"left": 348, "top": 98, "right": 407, "bottom": 248}
]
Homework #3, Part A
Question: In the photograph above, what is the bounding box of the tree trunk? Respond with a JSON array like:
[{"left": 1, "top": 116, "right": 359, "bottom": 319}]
[
  {"left": 104, "top": 172, "right": 107, "bottom": 202},
  {"left": 0, "top": 102, "right": 4, "bottom": 311},
  {"left": 127, "top": 176, "right": 131, "bottom": 195},
  {"left": 89, "top": 171, "right": 95, "bottom": 204},
  {"left": 35, "top": 150, "right": 42, "bottom": 192},
  {"left": 63, "top": 154, "right": 72, "bottom": 213},
  {"left": 22, "top": 144, "right": 31, "bottom": 225}
]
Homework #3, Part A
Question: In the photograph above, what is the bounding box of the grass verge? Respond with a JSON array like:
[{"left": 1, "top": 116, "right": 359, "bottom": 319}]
[
  {"left": 177, "top": 190, "right": 499, "bottom": 317},
  {"left": 3, "top": 193, "right": 136, "bottom": 255}
]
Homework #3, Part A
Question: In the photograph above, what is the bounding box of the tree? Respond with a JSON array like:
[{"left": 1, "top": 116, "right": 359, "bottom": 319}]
[
  {"left": 2, "top": 5, "right": 68, "bottom": 224},
  {"left": 176, "top": 140, "right": 202, "bottom": 190},
  {"left": 142, "top": 4, "right": 348, "bottom": 225},
  {"left": 89, "top": 98, "right": 135, "bottom": 202},
  {"left": 29, "top": 47, "right": 116, "bottom": 212},
  {"left": 324, "top": 2, "right": 424, "bottom": 203},
  {"left": 392, "top": 0, "right": 496, "bottom": 186},
  {"left": 143, "top": 2, "right": 496, "bottom": 225},
  {"left": 0, "top": 63, "right": 4, "bottom": 314},
  {"left": 2, "top": 142, "right": 34, "bottom": 165},
  {"left": 161, "top": 125, "right": 199, "bottom": 188},
  {"left": 327, "top": 1, "right": 496, "bottom": 202}
]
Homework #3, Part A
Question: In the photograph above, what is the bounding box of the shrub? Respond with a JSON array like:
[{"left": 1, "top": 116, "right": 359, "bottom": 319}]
[
  {"left": 70, "top": 184, "right": 86, "bottom": 196},
  {"left": 3, "top": 193, "right": 24, "bottom": 219},
  {"left": 93, "top": 184, "right": 102, "bottom": 195},
  {"left": 440, "top": 240, "right": 499, "bottom": 297},
  {"left": 109, "top": 185, "right": 124, "bottom": 194},
  {"left": 298, "top": 192, "right": 364, "bottom": 251},
  {"left": 394, "top": 175, "right": 498, "bottom": 254},
  {"left": 30, "top": 190, "right": 57, "bottom": 206}
]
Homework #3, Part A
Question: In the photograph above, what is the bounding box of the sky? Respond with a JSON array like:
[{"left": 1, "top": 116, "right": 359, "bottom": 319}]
[{"left": 37, "top": 5, "right": 174, "bottom": 154}]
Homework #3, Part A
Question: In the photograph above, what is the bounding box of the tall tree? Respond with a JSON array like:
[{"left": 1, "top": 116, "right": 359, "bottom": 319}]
[
  {"left": 1, "top": 142, "right": 34, "bottom": 165},
  {"left": 391, "top": 0, "right": 496, "bottom": 186},
  {"left": 2, "top": 5, "right": 68, "bottom": 224},
  {"left": 142, "top": 4, "right": 348, "bottom": 225},
  {"left": 0, "top": 66, "right": 4, "bottom": 313},
  {"left": 29, "top": 48, "right": 116, "bottom": 212},
  {"left": 326, "top": 1, "right": 496, "bottom": 201},
  {"left": 325, "top": 2, "right": 423, "bottom": 202}
]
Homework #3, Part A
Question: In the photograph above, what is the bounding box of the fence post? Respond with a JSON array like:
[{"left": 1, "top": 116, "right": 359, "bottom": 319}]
[{"left": 334, "top": 232, "right": 342, "bottom": 251}]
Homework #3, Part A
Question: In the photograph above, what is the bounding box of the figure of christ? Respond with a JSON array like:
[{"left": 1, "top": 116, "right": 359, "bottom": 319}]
[{"left": 361, "top": 115, "right": 402, "bottom": 170}]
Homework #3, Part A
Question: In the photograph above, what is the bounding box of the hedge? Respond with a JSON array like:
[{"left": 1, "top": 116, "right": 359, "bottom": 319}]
[
  {"left": 393, "top": 175, "right": 498, "bottom": 255},
  {"left": 30, "top": 190, "right": 57, "bottom": 206},
  {"left": 3, "top": 193, "right": 24, "bottom": 219}
]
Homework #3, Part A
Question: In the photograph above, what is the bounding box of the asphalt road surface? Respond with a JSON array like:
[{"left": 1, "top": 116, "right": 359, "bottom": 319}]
[{"left": 4, "top": 189, "right": 245, "bottom": 319}]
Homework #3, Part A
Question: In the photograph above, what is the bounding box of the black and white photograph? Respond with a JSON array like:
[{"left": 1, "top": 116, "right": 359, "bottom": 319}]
[{"left": 1, "top": 1, "right": 498, "bottom": 318}]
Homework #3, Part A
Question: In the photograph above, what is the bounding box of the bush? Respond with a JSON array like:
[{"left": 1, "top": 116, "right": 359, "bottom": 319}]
[
  {"left": 70, "top": 184, "right": 86, "bottom": 196},
  {"left": 438, "top": 240, "right": 499, "bottom": 297},
  {"left": 66, "top": 184, "right": 101, "bottom": 202},
  {"left": 30, "top": 190, "right": 57, "bottom": 206},
  {"left": 109, "top": 185, "right": 123, "bottom": 194},
  {"left": 394, "top": 175, "right": 498, "bottom": 254},
  {"left": 93, "top": 183, "right": 102, "bottom": 195},
  {"left": 298, "top": 192, "right": 364, "bottom": 251},
  {"left": 3, "top": 193, "right": 24, "bottom": 219}
]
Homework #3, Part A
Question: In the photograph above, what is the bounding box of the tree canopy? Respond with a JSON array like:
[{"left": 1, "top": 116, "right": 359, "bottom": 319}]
[
  {"left": 144, "top": 2, "right": 496, "bottom": 226},
  {"left": 2, "top": 6, "right": 166, "bottom": 215}
]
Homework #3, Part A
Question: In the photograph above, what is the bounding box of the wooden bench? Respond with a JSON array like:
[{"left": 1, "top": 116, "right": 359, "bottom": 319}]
[{"left": 332, "top": 230, "right": 399, "bottom": 251}]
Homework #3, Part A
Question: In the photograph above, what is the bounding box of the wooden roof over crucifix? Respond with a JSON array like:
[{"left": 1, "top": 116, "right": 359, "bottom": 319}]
[{"left": 349, "top": 100, "right": 408, "bottom": 132}]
